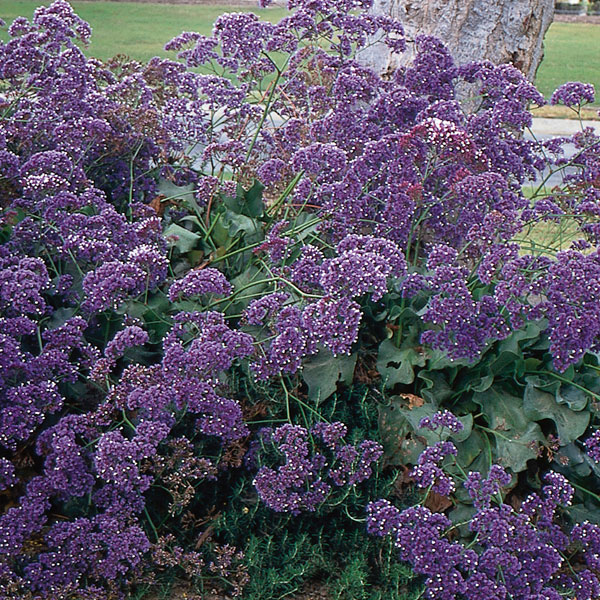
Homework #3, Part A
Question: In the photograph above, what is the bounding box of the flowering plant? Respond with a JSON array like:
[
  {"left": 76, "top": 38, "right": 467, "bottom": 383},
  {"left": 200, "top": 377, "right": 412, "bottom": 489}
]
[{"left": 2, "top": 0, "right": 600, "bottom": 598}]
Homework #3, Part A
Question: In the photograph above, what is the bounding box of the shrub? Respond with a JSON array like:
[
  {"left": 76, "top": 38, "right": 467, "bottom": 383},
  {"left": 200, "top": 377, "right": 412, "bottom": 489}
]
[{"left": 2, "top": 0, "right": 600, "bottom": 598}]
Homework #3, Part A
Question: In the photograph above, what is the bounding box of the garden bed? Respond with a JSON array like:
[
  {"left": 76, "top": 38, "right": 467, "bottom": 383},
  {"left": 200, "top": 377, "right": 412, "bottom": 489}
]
[{"left": 2, "top": 2, "right": 600, "bottom": 599}]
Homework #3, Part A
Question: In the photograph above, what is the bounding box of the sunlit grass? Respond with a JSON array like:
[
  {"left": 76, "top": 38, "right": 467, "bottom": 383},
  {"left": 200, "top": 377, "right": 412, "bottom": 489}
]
[
  {"left": 1, "top": 1, "right": 599, "bottom": 101},
  {"left": 536, "top": 22, "right": 600, "bottom": 102},
  {"left": 0, "top": 1, "right": 288, "bottom": 62}
]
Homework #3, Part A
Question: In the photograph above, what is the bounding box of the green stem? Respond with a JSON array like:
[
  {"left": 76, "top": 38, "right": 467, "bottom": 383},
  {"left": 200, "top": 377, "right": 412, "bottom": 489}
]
[{"left": 245, "top": 70, "right": 282, "bottom": 162}]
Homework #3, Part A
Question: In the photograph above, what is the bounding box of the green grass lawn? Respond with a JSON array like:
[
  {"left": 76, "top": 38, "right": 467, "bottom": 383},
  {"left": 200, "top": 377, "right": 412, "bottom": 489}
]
[
  {"left": 0, "top": 2, "right": 598, "bottom": 101},
  {"left": 0, "top": 1, "right": 288, "bottom": 63},
  {"left": 536, "top": 21, "right": 600, "bottom": 101}
]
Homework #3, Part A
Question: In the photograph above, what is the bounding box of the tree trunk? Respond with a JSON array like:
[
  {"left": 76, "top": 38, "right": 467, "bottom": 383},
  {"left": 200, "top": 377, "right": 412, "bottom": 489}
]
[{"left": 361, "top": 0, "right": 555, "bottom": 82}]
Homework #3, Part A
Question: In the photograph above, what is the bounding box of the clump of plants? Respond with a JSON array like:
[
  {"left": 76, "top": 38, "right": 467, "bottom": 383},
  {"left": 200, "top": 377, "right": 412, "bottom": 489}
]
[{"left": 2, "top": 0, "right": 600, "bottom": 598}]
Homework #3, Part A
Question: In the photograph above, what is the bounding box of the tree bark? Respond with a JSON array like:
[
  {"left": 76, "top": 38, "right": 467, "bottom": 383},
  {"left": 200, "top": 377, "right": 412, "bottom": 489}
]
[{"left": 361, "top": 0, "right": 555, "bottom": 82}]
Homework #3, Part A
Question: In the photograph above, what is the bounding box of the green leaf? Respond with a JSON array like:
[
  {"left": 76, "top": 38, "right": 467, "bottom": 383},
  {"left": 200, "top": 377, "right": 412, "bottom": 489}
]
[
  {"left": 425, "top": 348, "right": 471, "bottom": 371},
  {"left": 377, "top": 339, "right": 427, "bottom": 387},
  {"left": 455, "top": 430, "right": 485, "bottom": 470},
  {"left": 474, "top": 388, "right": 545, "bottom": 472},
  {"left": 301, "top": 349, "right": 357, "bottom": 403},
  {"left": 524, "top": 382, "right": 590, "bottom": 445},
  {"left": 243, "top": 179, "right": 265, "bottom": 218},
  {"left": 224, "top": 180, "right": 265, "bottom": 218},
  {"left": 46, "top": 307, "right": 76, "bottom": 329},
  {"left": 220, "top": 208, "right": 263, "bottom": 245},
  {"left": 448, "top": 504, "right": 477, "bottom": 534},
  {"left": 418, "top": 370, "right": 454, "bottom": 404},
  {"left": 474, "top": 388, "right": 528, "bottom": 432},
  {"left": 492, "top": 421, "right": 544, "bottom": 473},
  {"left": 556, "top": 383, "right": 588, "bottom": 411},
  {"left": 157, "top": 178, "right": 195, "bottom": 200},
  {"left": 568, "top": 504, "right": 600, "bottom": 525},
  {"left": 377, "top": 396, "right": 472, "bottom": 465},
  {"left": 498, "top": 319, "right": 546, "bottom": 355},
  {"left": 228, "top": 267, "right": 268, "bottom": 313},
  {"left": 163, "top": 223, "right": 200, "bottom": 253}
]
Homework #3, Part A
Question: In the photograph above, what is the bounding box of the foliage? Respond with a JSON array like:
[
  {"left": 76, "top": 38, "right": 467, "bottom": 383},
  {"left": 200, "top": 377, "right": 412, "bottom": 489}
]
[{"left": 2, "top": 0, "right": 600, "bottom": 599}]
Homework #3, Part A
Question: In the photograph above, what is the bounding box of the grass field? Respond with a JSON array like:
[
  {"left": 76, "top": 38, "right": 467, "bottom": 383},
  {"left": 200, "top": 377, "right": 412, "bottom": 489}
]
[
  {"left": 0, "top": 1, "right": 288, "bottom": 63},
  {"left": 0, "top": 1, "right": 598, "bottom": 103}
]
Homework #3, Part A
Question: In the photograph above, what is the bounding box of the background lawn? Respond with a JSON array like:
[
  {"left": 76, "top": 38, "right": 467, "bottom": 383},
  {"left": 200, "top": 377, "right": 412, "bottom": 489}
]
[
  {"left": 0, "top": 1, "right": 598, "bottom": 102},
  {"left": 0, "top": 1, "right": 288, "bottom": 63}
]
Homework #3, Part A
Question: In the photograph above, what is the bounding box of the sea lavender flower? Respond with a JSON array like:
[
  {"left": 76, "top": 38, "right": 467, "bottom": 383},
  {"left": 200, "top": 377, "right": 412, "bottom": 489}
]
[
  {"left": 410, "top": 441, "right": 458, "bottom": 496},
  {"left": 254, "top": 422, "right": 382, "bottom": 513},
  {"left": 168, "top": 267, "right": 232, "bottom": 302},
  {"left": 419, "top": 410, "right": 464, "bottom": 434},
  {"left": 584, "top": 430, "right": 600, "bottom": 462},
  {"left": 550, "top": 82, "right": 595, "bottom": 107},
  {"left": 464, "top": 465, "right": 512, "bottom": 510}
]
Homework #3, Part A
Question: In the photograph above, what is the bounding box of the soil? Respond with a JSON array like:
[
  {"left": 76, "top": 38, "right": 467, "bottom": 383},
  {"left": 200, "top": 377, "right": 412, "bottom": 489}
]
[{"left": 144, "top": 580, "right": 331, "bottom": 599}]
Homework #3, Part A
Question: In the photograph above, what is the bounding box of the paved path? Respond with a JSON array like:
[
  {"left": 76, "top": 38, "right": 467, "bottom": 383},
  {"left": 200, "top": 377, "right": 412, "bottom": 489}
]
[{"left": 527, "top": 118, "right": 600, "bottom": 188}]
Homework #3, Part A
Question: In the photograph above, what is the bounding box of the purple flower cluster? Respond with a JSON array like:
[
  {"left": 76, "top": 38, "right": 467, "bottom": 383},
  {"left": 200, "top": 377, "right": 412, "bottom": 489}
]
[
  {"left": 4, "top": 0, "right": 600, "bottom": 596},
  {"left": 411, "top": 441, "right": 458, "bottom": 496},
  {"left": 253, "top": 422, "right": 382, "bottom": 514},
  {"left": 168, "top": 267, "right": 232, "bottom": 302},
  {"left": 550, "top": 82, "right": 595, "bottom": 107},
  {"left": 244, "top": 234, "right": 406, "bottom": 379},
  {"left": 419, "top": 410, "right": 464, "bottom": 434},
  {"left": 368, "top": 453, "right": 591, "bottom": 600}
]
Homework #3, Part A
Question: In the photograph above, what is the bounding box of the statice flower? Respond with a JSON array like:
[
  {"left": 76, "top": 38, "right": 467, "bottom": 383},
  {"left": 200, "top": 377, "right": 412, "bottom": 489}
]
[
  {"left": 128, "top": 244, "right": 169, "bottom": 289},
  {"left": 168, "top": 267, "right": 232, "bottom": 302},
  {"left": 464, "top": 465, "right": 512, "bottom": 510},
  {"left": 303, "top": 297, "right": 362, "bottom": 355},
  {"left": 254, "top": 220, "right": 291, "bottom": 263},
  {"left": 0, "top": 458, "right": 16, "bottom": 491},
  {"left": 0, "top": 257, "right": 50, "bottom": 317},
  {"left": 550, "top": 82, "right": 595, "bottom": 107},
  {"left": 104, "top": 325, "right": 149, "bottom": 362},
  {"left": 253, "top": 424, "right": 331, "bottom": 515},
  {"left": 81, "top": 261, "right": 147, "bottom": 313},
  {"left": 584, "top": 430, "right": 600, "bottom": 462},
  {"left": 254, "top": 422, "right": 382, "bottom": 514},
  {"left": 243, "top": 292, "right": 289, "bottom": 325},
  {"left": 419, "top": 410, "right": 464, "bottom": 434},
  {"left": 0, "top": 382, "right": 64, "bottom": 450},
  {"left": 410, "top": 441, "right": 458, "bottom": 496},
  {"left": 367, "top": 500, "right": 473, "bottom": 600},
  {"left": 257, "top": 158, "right": 286, "bottom": 185}
]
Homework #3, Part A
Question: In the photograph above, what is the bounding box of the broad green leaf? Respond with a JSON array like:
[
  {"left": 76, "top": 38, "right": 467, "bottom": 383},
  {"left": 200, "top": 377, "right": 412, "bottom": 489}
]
[
  {"left": 378, "top": 396, "right": 472, "bottom": 464},
  {"left": 492, "top": 421, "right": 544, "bottom": 473},
  {"left": 448, "top": 504, "right": 477, "bottom": 534},
  {"left": 224, "top": 180, "right": 265, "bottom": 218},
  {"left": 425, "top": 348, "right": 471, "bottom": 371},
  {"left": 378, "top": 397, "right": 432, "bottom": 464},
  {"left": 243, "top": 179, "right": 265, "bottom": 218},
  {"left": 228, "top": 267, "right": 268, "bottom": 313},
  {"left": 455, "top": 430, "right": 485, "bottom": 469},
  {"left": 524, "top": 383, "right": 590, "bottom": 445},
  {"left": 47, "top": 307, "right": 76, "bottom": 329},
  {"left": 452, "top": 414, "right": 473, "bottom": 443},
  {"left": 418, "top": 370, "right": 454, "bottom": 403},
  {"left": 301, "top": 349, "right": 357, "bottom": 403},
  {"left": 377, "top": 339, "right": 427, "bottom": 387},
  {"left": 474, "top": 388, "right": 545, "bottom": 472},
  {"left": 157, "top": 178, "right": 195, "bottom": 200},
  {"left": 498, "top": 319, "right": 546, "bottom": 355},
  {"left": 474, "top": 388, "right": 528, "bottom": 433},
  {"left": 163, "top": 223, "right": 200, "bottom": 253},
  {"left": 568, "top": 504, "right": 600, "bottom": 525},
  {"left": 222, "top": 209, "right": 258, "bottom": 236},
  {"left": 556, "top": 383, "right": 589, "bottom": 411}
]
